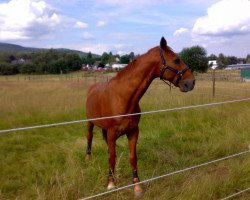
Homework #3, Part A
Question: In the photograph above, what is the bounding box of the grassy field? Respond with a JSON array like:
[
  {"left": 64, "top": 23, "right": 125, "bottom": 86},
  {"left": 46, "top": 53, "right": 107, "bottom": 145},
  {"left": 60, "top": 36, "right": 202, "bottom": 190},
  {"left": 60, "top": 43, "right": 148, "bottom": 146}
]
[{"left": 0, "top": 74, "right": 250, "bottom": 200}]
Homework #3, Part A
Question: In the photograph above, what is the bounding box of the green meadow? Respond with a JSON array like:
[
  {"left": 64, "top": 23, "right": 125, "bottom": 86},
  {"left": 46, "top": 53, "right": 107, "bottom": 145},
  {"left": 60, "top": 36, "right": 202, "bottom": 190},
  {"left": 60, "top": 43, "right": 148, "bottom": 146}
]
[{"left": 0, "top": 73, "right": 250, "bottom": 200}]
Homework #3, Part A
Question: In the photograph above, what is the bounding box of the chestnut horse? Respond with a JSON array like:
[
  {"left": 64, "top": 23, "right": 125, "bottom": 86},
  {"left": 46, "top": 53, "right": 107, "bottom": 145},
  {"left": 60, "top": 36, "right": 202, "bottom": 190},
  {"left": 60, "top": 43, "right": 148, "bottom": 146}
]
[{"left": 85, "top": 37, "right": 195, "bottom": 196}]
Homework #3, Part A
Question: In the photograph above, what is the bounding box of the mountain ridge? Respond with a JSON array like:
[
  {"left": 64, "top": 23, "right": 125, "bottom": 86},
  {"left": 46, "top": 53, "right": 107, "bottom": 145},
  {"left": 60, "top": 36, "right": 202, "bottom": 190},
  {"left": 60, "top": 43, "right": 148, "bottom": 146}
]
[{"left": 0, "top": 42, "right": 100, "bottom": 57}]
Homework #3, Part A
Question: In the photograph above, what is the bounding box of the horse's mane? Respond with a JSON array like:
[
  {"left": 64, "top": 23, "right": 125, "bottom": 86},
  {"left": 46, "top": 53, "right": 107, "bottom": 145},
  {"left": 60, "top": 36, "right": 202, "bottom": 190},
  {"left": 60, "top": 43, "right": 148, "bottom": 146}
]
[
  {"left": 113, "top": 45, "right": 173, "bottom": 80},
  {"left": 115, "top": 58, "right": 137, "bottom": 79}
]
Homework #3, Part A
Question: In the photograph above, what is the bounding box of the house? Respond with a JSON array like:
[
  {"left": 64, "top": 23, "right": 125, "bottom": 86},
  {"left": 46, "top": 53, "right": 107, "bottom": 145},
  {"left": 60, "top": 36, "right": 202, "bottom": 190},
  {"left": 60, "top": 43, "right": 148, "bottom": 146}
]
[
  {"left": 11, "top": 58, "right": 27, "bottom": 65},
  {"left": 208, "top": 60, "right": 218, "bottom": 69},
  {"left": 111, "top": 63, "right": 127, "bottom": 70}
]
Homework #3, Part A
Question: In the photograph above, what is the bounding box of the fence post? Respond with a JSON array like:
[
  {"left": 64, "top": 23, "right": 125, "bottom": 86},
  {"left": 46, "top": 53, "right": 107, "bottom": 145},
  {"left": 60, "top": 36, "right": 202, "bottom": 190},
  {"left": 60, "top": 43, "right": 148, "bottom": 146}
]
[{"left": 212, "top": 69, "right": 215, "bottom": 98}]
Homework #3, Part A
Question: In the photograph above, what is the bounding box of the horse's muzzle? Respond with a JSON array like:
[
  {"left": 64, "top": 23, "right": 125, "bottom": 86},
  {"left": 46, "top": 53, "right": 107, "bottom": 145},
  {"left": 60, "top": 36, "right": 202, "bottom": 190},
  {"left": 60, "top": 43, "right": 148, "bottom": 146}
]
[{"left": 179, "top": 79, "right": 195, "bottom": 92}]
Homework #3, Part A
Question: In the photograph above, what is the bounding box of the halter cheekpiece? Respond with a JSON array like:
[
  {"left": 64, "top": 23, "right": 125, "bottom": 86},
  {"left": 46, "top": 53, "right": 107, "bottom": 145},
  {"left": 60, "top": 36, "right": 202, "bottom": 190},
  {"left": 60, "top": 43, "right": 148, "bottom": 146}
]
[{"left": 159, "top": 47, "right": 189, "bottom": 86}]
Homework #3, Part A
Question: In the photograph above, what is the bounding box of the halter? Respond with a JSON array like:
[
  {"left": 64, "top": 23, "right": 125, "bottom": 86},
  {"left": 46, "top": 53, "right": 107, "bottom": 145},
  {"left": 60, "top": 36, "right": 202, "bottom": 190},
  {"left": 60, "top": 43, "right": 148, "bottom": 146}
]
[{"left": 159, "top": 47, "right": 189, "bottom": 87}]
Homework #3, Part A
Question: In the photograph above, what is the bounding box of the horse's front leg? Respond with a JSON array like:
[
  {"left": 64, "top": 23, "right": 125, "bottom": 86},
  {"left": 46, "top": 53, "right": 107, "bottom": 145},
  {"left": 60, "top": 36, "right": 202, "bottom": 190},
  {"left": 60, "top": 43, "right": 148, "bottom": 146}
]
[
  {"left": 107, "top": 129, "right": 117, "bottom": 190},
  {"left": 127, "top": 127, "right": 143, "bottom": 197}
]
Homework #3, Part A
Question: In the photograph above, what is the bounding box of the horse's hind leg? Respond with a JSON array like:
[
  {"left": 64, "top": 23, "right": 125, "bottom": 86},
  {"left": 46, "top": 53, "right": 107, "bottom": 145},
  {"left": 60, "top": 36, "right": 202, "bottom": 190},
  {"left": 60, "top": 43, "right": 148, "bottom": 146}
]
[{"left": 85, "top": 121, "right": 94, "bottom": 161}]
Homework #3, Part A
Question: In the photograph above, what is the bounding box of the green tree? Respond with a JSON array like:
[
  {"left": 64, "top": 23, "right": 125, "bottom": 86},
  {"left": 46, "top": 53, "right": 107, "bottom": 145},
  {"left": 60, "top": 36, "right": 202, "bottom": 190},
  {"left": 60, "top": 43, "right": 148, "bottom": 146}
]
[
  {"left": 129, "top": 52, "right": 135, "bottom": 60},
  {"left": 208, "top": 54, "right": 217, "bottom": 61},
  {"left": 120, "top": 54, "right": 130, "bottom": 64},
  {"left": 86, "top": 52, "right": 94, "bottom": 65},
  {"left": 49, "top": 58, "right": 67, "bottom": 73},
  {"left": 65, "top": 53, "right": 82, "bottom": 71},
  {"left": 108, "top": 52, "right": 116, "bottom": 64},
  {"left": 179, "top": 46, "right": 208, "bottom": 72},
  {"left": 217, "top": 53, "right": 227, "bottom": 69},
  {"left": 101, "top": 52, "right": 110, "bottom": 65},
  {"left": 0, "top": 61, "right": 19, "bottom": 75},
  {"left": 19, "top": 63, "right": 35, "bottom": 74},
  {"left": 227, "top": 56, "right": 238, "bottom": 65}
]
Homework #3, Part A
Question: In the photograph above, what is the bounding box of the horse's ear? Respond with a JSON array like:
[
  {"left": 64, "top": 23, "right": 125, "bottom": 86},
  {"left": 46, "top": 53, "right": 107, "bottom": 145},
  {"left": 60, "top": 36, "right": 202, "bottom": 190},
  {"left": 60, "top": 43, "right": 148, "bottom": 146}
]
[{"left": 160, "top": 37, "right": 167, "bottom": 51}]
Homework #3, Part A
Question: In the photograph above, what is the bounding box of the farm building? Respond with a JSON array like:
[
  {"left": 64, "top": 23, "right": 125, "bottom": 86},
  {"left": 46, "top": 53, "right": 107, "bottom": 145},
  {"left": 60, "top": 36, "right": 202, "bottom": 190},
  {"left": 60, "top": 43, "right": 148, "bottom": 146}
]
[
  {"left": 225, "top": 63, "right": 250, "bottom": 81},
  {"left": 111, "top": 63, "right": 127, "bottom": 70},
  {"left": 208, "top": 60, "right": 218, "bottom": 69},
  {"left": 225, "top": 63, "right": 250, "bottom": 70}
]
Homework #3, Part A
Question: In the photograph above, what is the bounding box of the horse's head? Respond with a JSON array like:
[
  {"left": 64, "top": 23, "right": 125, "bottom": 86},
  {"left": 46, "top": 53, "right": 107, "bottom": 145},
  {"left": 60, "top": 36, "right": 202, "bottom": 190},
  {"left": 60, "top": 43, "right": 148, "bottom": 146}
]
[{"left": 158, "top": 37, "right": 195, "bottom": 92}]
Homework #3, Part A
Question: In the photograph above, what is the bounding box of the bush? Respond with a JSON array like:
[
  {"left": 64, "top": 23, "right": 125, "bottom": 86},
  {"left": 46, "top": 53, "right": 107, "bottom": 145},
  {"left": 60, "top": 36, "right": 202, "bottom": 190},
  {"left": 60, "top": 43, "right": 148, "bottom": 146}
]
[
  {"left": 179, "top": 46, "right": 208, "bottom": 73},
  {"left": 0, "top": 61, "right": 19, "bottom": 75}
]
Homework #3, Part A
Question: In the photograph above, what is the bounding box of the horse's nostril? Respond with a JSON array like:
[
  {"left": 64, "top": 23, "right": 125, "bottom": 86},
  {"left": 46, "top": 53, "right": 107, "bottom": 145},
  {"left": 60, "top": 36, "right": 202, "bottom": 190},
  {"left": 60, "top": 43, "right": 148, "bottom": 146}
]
[
  {"left": 193, "top": 80, "right": 196, "bottom": 86},
  {"left": 184, "top": 83, "right": 188, "bottom": 88}
]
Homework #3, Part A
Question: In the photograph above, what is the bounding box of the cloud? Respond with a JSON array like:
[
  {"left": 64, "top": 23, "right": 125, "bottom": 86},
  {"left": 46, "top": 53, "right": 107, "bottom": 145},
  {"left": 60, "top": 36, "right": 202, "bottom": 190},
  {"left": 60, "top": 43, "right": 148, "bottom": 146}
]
[
  {"left": 173, "top": 28, "right": 189, "bottom": 36},
  {"left": 74, "top": 42, "right": 133, "bottom": 55},
  {"left": 82, "top": 32, "right": 94, "bottom": 40},
  {"left": 97, "top": 20, "right": 107, "bottom": 27},
  {"left": 74, "top": 21, "right": 88, "bottom": 29},
  {"left": 192, "top": 0, "right": 250, "bottom": 36},
  {"left": 94, "top": 0, "right": 155, "bottom": 7},
  {"left": 0, "top": 0, "right": 63, "bottom": 41}
]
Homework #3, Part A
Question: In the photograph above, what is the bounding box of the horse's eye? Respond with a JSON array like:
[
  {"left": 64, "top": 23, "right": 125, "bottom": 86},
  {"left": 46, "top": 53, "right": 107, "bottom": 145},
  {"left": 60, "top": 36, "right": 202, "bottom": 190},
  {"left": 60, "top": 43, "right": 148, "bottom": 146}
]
[{"left": 174, "top": 58, "right": 180, "bottom": 64}]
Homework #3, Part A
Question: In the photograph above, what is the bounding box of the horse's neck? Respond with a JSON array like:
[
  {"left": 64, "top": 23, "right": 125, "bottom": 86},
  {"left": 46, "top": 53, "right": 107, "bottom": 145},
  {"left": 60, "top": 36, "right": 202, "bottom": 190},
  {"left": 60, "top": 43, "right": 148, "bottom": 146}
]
[{"left": 110, "top": 49, "right": 158, "bottom": 105}]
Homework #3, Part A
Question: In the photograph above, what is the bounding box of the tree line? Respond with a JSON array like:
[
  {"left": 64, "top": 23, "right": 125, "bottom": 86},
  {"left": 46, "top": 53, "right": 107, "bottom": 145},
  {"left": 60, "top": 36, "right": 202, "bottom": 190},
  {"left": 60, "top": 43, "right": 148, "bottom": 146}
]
[
  {"left": 0, "top": 49, "right": 136, "bottom": 75},
  {"left": 0, "top": 49, "right": 83, "bottom": 75},
  {"left": 179, "top": 46, "right": 249, "bottom": 72},
  {"left": 0, "top": 46, "right": 249, "bottom": 75}
]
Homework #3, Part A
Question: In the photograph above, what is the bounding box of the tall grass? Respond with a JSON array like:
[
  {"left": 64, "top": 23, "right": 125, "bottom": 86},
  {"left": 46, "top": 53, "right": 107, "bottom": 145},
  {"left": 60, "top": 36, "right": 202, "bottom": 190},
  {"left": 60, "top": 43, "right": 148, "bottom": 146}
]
[{"left": 0, "top": 75, "right": 250, "bottom": 200}]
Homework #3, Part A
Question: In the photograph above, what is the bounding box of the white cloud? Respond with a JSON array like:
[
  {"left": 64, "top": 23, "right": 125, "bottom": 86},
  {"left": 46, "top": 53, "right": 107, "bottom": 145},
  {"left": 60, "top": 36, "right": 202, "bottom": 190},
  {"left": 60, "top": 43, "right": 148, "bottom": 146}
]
[
  {"left": 94, "top": 0, "right": 154, "bottom": 7},
  {"left": 75, "top": 42, "right": 133, "bottom": 55},
  {"left": 173, "top": 28, "right": 189, "bottom": 36},
  {"left": 74, "top": 21, "right": 88, "bottom": 29},
  {"left": 82, "top": 32, "right": 94, "bottom": 40},
  {"left": 97, "top": 20, "right": 107, "bottom": 27},
  {"left": 0, "top": 0, "right": 62, "bottom": 41},
  {"left": 192, "top": 0, "right": 250, "bottom": 36}
]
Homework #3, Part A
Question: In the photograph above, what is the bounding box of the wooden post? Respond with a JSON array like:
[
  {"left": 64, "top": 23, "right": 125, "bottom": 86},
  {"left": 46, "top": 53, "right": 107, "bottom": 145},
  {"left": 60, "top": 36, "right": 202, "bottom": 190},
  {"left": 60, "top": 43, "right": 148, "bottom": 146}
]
[{"left": 212, "top": 69, "right": 215, "bottom": 98}]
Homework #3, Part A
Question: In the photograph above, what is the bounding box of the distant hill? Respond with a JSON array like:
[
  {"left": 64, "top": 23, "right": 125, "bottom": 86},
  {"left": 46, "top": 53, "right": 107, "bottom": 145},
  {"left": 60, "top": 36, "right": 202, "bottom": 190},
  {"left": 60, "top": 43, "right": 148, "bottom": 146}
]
[{"left": 0, "top": 42, "right": 100, "bottom": 58}]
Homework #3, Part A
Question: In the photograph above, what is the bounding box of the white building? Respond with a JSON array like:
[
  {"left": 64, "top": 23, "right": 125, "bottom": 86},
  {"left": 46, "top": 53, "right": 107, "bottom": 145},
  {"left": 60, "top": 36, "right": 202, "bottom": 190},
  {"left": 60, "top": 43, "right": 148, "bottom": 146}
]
[
  {"left": 111, "top": 63, "right": 127, "bottom": 70},
  {"left": 208, "top": 60, "right": 218, "bottom": 69}
]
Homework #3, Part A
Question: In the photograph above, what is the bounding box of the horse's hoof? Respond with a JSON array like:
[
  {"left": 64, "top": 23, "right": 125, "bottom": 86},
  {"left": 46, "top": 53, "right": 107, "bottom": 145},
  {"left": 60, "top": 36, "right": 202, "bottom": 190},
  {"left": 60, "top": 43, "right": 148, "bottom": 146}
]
[
  {"left": 134, "top": 185, "right": 143, "bottom": 198},
  {"left": 107, "top": 182, "right": 115, "bottom": 190},
  {"left": 85, "top": 154, "right": 91, "bottom": 161}
]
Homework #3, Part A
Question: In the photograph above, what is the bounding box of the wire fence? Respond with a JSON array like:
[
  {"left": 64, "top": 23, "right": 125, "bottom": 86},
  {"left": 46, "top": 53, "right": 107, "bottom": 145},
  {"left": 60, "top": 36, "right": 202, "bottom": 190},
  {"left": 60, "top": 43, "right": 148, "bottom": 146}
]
[
  {"left": 0, "top": 69, "right": 244, "bottom": 82},
  {"left": 79, "top": 150, "right": 250, "bottom": 200},
  {"left": 1, "top": 98, "right": 250, "bottom": 134},
  {"left": 1, "top": 93, "right": 250, "bottom": 199},
  {"left": 221, "top": 187, "right": 250, "bottom": 200}
]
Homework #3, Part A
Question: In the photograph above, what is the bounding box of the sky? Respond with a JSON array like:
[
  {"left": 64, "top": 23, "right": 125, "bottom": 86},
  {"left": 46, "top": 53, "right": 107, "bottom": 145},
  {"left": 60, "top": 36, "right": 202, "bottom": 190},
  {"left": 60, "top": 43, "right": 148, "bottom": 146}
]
[{"left": 0, "top": 0, "right": 250, "bottom": 57}]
